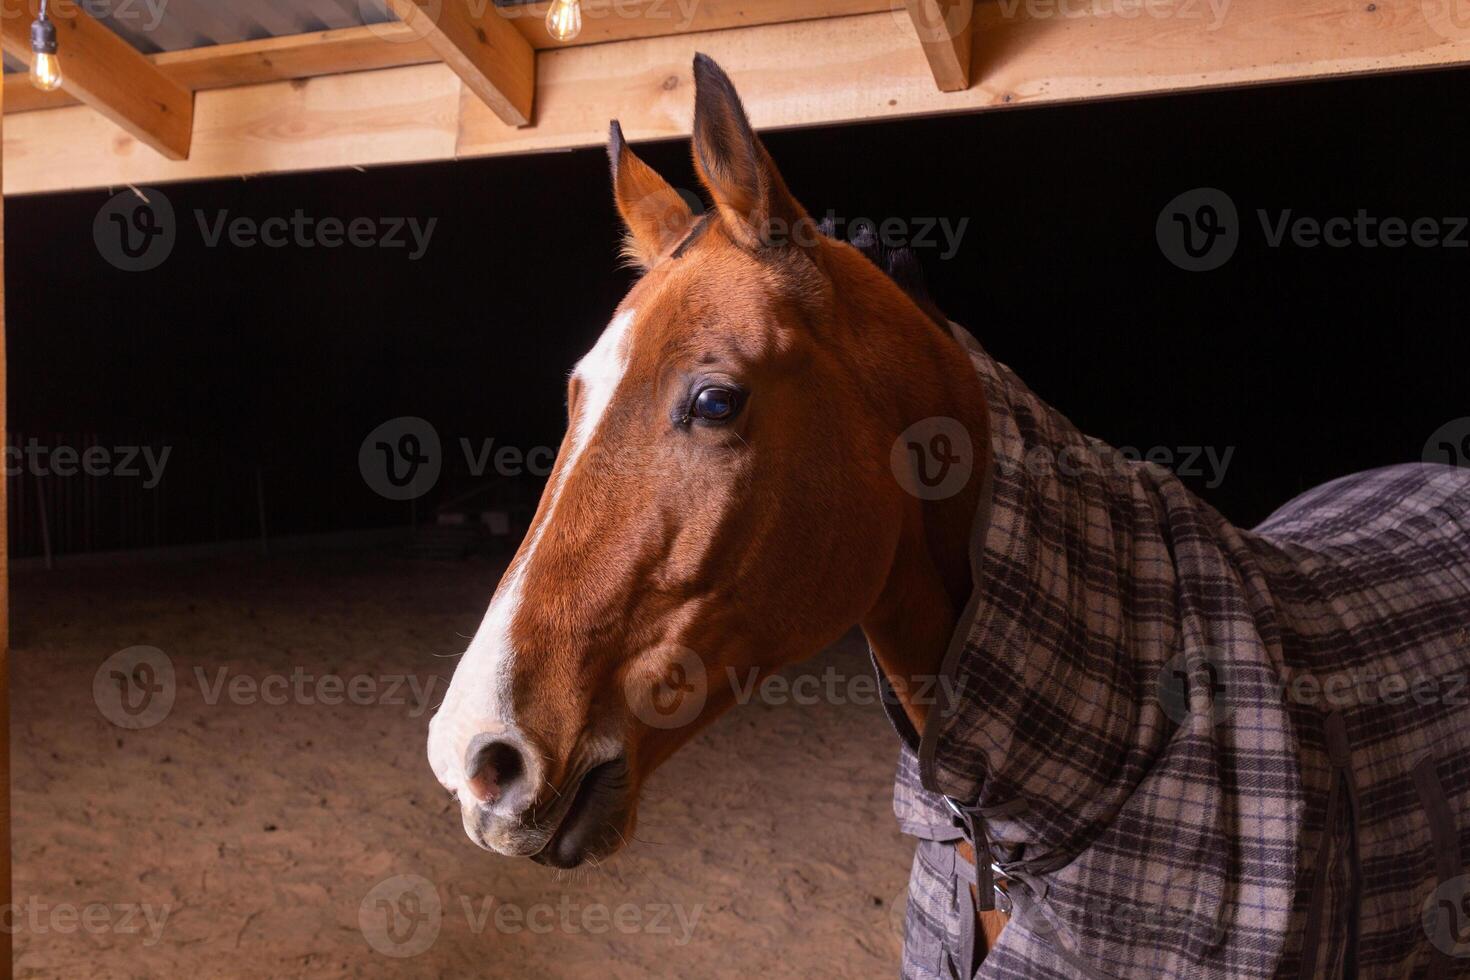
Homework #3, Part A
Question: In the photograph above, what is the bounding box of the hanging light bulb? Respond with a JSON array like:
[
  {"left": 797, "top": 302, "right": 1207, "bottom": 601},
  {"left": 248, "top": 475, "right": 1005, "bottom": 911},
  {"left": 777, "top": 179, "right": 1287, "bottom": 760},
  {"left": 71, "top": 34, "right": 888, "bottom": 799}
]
[
  {"left": 30, "top": 0, "right": 62, "bottom": 92},
  {"left": 545, "top": 0, "right": 582, "bottom": 43}
]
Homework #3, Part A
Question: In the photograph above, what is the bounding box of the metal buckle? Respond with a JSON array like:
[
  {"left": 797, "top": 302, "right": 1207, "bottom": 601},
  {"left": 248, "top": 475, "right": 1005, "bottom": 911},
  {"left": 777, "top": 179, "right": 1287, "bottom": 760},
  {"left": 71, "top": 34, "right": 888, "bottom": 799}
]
[{"left": 944, "top": 796, "right": 1010, "bottom": 884}]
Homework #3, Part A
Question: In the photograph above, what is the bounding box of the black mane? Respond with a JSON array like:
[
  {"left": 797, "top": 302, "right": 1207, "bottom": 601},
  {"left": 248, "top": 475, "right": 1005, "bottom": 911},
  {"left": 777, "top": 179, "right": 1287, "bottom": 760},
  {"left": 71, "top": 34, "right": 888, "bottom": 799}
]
[{"left": 818, "top": 217, "right": 950, "bottom": 330}]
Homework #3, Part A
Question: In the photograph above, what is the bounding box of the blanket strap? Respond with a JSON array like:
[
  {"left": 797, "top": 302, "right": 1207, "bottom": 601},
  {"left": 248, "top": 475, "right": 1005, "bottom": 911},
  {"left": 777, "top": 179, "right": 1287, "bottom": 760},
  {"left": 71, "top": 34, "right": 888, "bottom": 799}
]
[
  {"left": 1299, "top": 712, "right": 1359, "bottom": 980},
  {"left": 945, "top": 795, "right": 1008, "bottom": 978},
  {"left": 1412, "top": 754, "right": 1461, "bottom": 980}
]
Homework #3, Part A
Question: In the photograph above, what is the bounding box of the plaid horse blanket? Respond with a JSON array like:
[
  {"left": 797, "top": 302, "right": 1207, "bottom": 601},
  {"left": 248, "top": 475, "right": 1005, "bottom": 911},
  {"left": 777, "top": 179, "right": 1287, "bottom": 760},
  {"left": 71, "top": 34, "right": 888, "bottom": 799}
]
[{"left": 887, "top": 324, "right": 1470, "bottom": 979}]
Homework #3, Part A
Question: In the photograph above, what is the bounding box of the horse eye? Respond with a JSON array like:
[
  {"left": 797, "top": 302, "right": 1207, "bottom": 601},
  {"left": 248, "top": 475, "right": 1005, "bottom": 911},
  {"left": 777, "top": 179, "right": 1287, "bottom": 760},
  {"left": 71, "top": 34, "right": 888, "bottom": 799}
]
[{"left": 691, "top": 386, "right": 740, "bottom": 422}]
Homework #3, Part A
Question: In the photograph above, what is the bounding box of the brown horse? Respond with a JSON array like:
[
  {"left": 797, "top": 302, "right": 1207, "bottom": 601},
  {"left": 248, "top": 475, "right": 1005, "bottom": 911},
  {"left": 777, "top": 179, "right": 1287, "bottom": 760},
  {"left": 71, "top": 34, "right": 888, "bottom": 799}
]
[
  {"left": 426, "top": 55, "right": 985, "bottom": 868},
  {"left": 428, "top": 54, "right": 1470, "bottom": 979}
]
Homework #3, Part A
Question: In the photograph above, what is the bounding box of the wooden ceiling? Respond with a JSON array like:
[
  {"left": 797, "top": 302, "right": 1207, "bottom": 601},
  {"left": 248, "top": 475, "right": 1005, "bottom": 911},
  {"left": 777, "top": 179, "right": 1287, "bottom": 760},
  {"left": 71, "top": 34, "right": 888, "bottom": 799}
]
[{"left": 0, "top": 0, "right": 1467, "bottom": 194}]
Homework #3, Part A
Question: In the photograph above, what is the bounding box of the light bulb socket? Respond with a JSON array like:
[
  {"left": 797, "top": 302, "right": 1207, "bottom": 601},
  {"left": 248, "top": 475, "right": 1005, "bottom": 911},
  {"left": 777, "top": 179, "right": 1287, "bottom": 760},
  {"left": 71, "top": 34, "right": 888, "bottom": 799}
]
[{"left": 31, "top": 16, "right": 57, "bottom": 56}]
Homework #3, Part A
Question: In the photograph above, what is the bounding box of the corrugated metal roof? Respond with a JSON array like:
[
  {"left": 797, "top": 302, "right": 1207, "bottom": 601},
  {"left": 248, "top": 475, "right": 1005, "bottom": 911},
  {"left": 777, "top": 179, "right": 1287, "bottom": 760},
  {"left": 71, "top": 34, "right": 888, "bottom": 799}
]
[
  {"left": 87, "top": 0, "right": 397, "bottom": 54},
  {"left": 2, "top": 0, "right": 533, "bottom": 74},
  {"left": 5, "top": 0, "right": 397, "bottom": 73}
]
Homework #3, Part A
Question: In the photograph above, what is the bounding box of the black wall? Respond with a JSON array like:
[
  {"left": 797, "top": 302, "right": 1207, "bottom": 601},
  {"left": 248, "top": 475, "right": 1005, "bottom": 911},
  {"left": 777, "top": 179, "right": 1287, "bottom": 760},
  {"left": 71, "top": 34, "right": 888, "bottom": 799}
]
[{"left": 9, "top": 66, "right": 1470, "bottom": 551}]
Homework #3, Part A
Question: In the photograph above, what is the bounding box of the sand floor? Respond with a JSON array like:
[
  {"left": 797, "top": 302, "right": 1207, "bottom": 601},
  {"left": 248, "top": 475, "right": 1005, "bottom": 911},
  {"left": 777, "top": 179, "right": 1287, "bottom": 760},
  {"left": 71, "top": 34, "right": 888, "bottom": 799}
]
[{"left": 9, "top": 552, "right": 914, "bottom": 978}]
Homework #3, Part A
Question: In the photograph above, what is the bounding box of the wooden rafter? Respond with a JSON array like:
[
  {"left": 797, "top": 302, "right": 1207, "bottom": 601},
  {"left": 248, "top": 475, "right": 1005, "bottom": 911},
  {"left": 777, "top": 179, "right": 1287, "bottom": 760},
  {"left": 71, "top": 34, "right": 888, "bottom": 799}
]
[
  {"left": 4, "top": 24, "right": 438, "bottom": 115},
  {"left": 0, "top": 0, "right": 193, "bottom": 159},
  {"left": 383, "top": 0, "right": 535, "bottom": 127},
  {"left": 905, "top": 0, "right": 974, "bottom": 92},
  {"left": 5, "top": 0, "right": 1470, "bottom": 195},
  {"left": 3, "top": 0, "right": 897, "bottom": 116},
  {"left": 0, "top": 62, "right": 10, "bottom": 980}
]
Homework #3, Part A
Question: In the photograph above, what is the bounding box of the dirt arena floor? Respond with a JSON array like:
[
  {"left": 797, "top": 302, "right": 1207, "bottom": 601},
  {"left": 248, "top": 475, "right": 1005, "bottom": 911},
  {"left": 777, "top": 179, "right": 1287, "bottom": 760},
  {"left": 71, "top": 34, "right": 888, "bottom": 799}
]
[{"left": 9, "top": 551, "right": 915, "bottom": 978}]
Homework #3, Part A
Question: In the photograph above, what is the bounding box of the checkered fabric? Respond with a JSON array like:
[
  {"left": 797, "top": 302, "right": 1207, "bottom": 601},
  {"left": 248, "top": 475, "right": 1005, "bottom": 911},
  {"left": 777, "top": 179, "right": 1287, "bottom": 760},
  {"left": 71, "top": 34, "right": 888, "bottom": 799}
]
[{"left": 891, "top": 324, "right": 1470, "bottom": 979}]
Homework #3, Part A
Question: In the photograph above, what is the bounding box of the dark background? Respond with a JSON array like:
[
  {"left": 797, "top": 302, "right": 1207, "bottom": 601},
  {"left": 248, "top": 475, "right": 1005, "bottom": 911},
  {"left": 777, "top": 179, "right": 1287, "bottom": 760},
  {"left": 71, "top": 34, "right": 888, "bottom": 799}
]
[{"left": 8, "top": 67, "right": 1469, "bottom": 556}]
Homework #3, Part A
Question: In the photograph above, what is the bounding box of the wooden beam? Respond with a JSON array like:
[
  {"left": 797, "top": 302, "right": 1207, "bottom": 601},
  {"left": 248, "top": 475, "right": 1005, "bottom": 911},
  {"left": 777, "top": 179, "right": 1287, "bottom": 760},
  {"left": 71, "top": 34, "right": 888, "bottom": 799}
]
[
  {"left": 905, "top": 0, "right": 973, "bottom": 91},
  {"left": 3, "top": 3, "right": 896, "bottom": 115},
  {"left": 383, "top": 0, "right": 535, "bottom": 127},
  {"left": 504, "top": 0, "right": 892, "bottom": 49},
  {"left": 0, "top": 62, "right": 11, "bottom": 980},
  {"left": 4, "top": 24, "right": 440, "bottom": 115},
  {"left": 7, "top": 0, "right": 1470, "bottom": 195},
  {"left": 0, "top": 0, "right": 193, "bottom": 159}
]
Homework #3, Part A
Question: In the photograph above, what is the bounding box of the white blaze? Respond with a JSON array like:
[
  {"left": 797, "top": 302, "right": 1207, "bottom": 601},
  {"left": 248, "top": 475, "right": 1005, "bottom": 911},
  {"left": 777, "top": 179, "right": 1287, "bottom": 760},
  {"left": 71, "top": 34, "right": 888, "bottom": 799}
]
[{"left": 429, "top": 309, "right": 636, "bottom": 799}]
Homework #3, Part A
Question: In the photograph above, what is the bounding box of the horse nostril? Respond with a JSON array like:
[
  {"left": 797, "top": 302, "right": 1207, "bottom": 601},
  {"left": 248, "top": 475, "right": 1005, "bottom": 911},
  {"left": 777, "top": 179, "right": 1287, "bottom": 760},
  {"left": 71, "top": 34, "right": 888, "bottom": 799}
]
[{"left": 464, "top": 734, "right": 526, "bottom": 805}]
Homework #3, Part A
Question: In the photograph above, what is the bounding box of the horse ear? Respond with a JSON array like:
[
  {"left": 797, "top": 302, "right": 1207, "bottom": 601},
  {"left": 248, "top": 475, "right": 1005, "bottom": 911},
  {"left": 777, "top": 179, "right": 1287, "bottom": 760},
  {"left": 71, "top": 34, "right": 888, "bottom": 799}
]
[
  {"left": 608, "top": 120, "right": 696, "bottom": 269},
  {"left": 689, "top": 53, "right": 809, "bottom": 250}
]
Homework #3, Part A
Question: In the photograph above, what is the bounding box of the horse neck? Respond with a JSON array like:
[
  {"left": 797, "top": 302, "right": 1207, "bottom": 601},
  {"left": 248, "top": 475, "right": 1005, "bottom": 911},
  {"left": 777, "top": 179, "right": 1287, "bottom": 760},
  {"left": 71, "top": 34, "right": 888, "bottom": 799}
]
[{"left": 843, "top": 285, "right": 989, "bottom": 732}]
